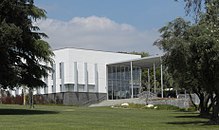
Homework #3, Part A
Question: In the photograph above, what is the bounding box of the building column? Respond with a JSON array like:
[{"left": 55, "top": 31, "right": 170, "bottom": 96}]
[
  {"left": 84, "top": 63, "right": 88, "bottom": 92},
  {"left": 119, "top": 66, "right": 122, "bottom": 99},
  {"left": 94, "top": 64, "right": 98, "bottom": 93},
  {"left": 160, "top": 59, "right": 164, "bottom": 98},
  {"left": 153, "top": 63, "right": 156, "bottom": 94},
  {"left": 148, "top": 68, "right": 150, "bottom": 93},
  {"left": 139, "top": 67, "right": 142, "bottom": 94},
  {"left": 37, "top": 87, "right": 40, "bottom": 94},
  {"left": 44, "top": 76, "right": 48, "bottom": 94},
  {"left": 74, "top": 62, "right": 78, "bottom": 92},
  {"left": 52, "top": 63, "right": 56, "bottom": 93},
  {"left": 60, "top": 62, "right": 65, "bottom": 92},
  {"left": 15, "top": 87, "right": 19, "bottom": 95},
  {"left": 123, "top": 66, "right": 126, "bottom": 97},
  {"left": 112, "top": 66, "right": 114, "bottom": 100},
  {"left": 111, "top": 67, "right": 115, "bottom": 100},
  {"left": 115, "top": 66, "right": 118, "bottom": 99},
  {"left": 130, "top": 61, "right": 134, "bottom": 98},
  {"left": 106, "top": 66, "right": 109, "bottom": 100}
]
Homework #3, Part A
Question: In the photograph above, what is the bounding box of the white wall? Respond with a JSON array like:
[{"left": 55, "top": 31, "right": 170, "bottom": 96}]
[{"left": 44, "top": 48, "right": 141, "bottom": 94}]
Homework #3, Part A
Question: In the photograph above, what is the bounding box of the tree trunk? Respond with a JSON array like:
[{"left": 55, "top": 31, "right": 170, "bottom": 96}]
[
  {"left": 29, "top": 88, "right": 34, "bottom": 109},
  {"left": 189, "top": 92, "right": 198, "bottom": 110},
  {"left": 210, "top": 96, "right": 219, "bottom": 124},
  {"left": 22, "top": 89, "right": 26, "bottom": 105},
  {"left": 199, "top": 93, "right": 211, "bottom": 117}
]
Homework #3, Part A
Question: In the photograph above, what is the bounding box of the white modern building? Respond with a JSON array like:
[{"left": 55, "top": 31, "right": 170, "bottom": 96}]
[
  {"left": 16, "top": 47, "right": 163, "bottom": 105},
  {"left": 40, "top": 47, "right": 140, "bottom": 93}
]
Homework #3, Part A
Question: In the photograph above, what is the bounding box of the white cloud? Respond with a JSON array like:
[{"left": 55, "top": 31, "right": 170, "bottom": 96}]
[{"left": 35, "top": 16, "right": 162, "bottom": 55}]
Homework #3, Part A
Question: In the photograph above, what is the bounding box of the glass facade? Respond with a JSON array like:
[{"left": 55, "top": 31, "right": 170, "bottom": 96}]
[{"left": 108, "top": 65, "right": 141, "bottom": 100}]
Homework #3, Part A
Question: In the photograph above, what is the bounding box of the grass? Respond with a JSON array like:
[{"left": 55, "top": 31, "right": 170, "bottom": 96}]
[{"left": 0, "top": 104, "right": 218, "bottom": 130}]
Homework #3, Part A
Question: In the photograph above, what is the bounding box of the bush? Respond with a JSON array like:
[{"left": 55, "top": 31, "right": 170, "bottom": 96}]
[
  {"left": 34, "top": 95, "right": 46, "bottom": 104},
  {"left": 112, "top": 103, "right": 182, "bottom": 111},
  {"left": 128, "top": 103, "right": 145, "bottom": 108},
  {"left": 113, "top": 103, "right": 145, "bottom": 109},
  {"left": 14, "top": 95, "right": 23, "bottom": 105},
  {"left": 152, "top": 105, "right": 180, "bottom": 110}
]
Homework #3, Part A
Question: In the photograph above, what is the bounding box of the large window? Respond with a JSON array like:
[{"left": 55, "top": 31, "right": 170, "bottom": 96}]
[{"left": 108, "top": 65, "right": 141, "bottom": 100}]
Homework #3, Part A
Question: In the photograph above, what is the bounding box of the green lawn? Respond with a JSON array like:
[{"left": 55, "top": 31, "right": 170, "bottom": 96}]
[{"left": 0, "top": 104, "right": 218, "bottom": 130}]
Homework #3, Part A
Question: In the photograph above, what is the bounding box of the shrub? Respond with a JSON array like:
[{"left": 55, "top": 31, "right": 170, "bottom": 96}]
[
  {"left": 34, "top": 95, "right": 46, "bottom": 104},
  {"left": 153, "top": 105, "right": 180, "bottom": 110},
  {"left": 112, "top": 103, "right": 182, "bottom": 111},
  {"left": 14, "top": 95, "right": 23, "bottom": 105},
  {"left": 128, "top": 103, "right": 145, "bottom": 108}
]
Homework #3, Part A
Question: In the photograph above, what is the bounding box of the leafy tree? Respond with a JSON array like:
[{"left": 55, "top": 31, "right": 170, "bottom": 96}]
[
  {"left": 176, "top": 0, "right": 214, "bottom": 20},
  {"left": 182, "top": 0, "right": 219, "bottom": 123},
  {"left": 0, "top": 0, "right": 54, "bottom": 108},
  {"left": 156, "top": 0, "right": 219, "bottom": 123},
  {"left": 0, "top": 21, "right": 23, "bottom": 88}
]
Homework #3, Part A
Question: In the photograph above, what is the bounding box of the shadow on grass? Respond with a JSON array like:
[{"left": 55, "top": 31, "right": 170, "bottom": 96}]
[
  {"left": 167, "top": 121, "right": 207, "bottom": 125},
  {"left": 0, "top": 108, "right": 59, "bottom": 115},
  {"left": 175, "top": 115, "right": 210, "bottom": 119},
  {"left": 167, "top": 112, "right": 210, "bottom": 125}
]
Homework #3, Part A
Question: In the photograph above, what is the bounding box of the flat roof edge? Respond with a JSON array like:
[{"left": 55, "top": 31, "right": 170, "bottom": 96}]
[
  {"left": 53, "top": 47, "right": 141, "bottom": 56},
  {"left": 107, "top": 54, "right": 164, "bottom": 66}
]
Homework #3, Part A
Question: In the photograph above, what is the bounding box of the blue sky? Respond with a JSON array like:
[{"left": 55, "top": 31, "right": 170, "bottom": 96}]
[{"left": 35, "top": 0, "right": 188, "bottom": 55}]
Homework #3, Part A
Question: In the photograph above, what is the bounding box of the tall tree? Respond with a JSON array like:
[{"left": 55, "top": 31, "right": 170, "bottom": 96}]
[
  {"left": 181, "top": 0, "right": 219, "bottom": 123},
  {"left": 155, "top": 0, "right": 219, "bottom": 123},
  {"left": 0, "top": 0, "right": 54, "bottom": 107}
]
